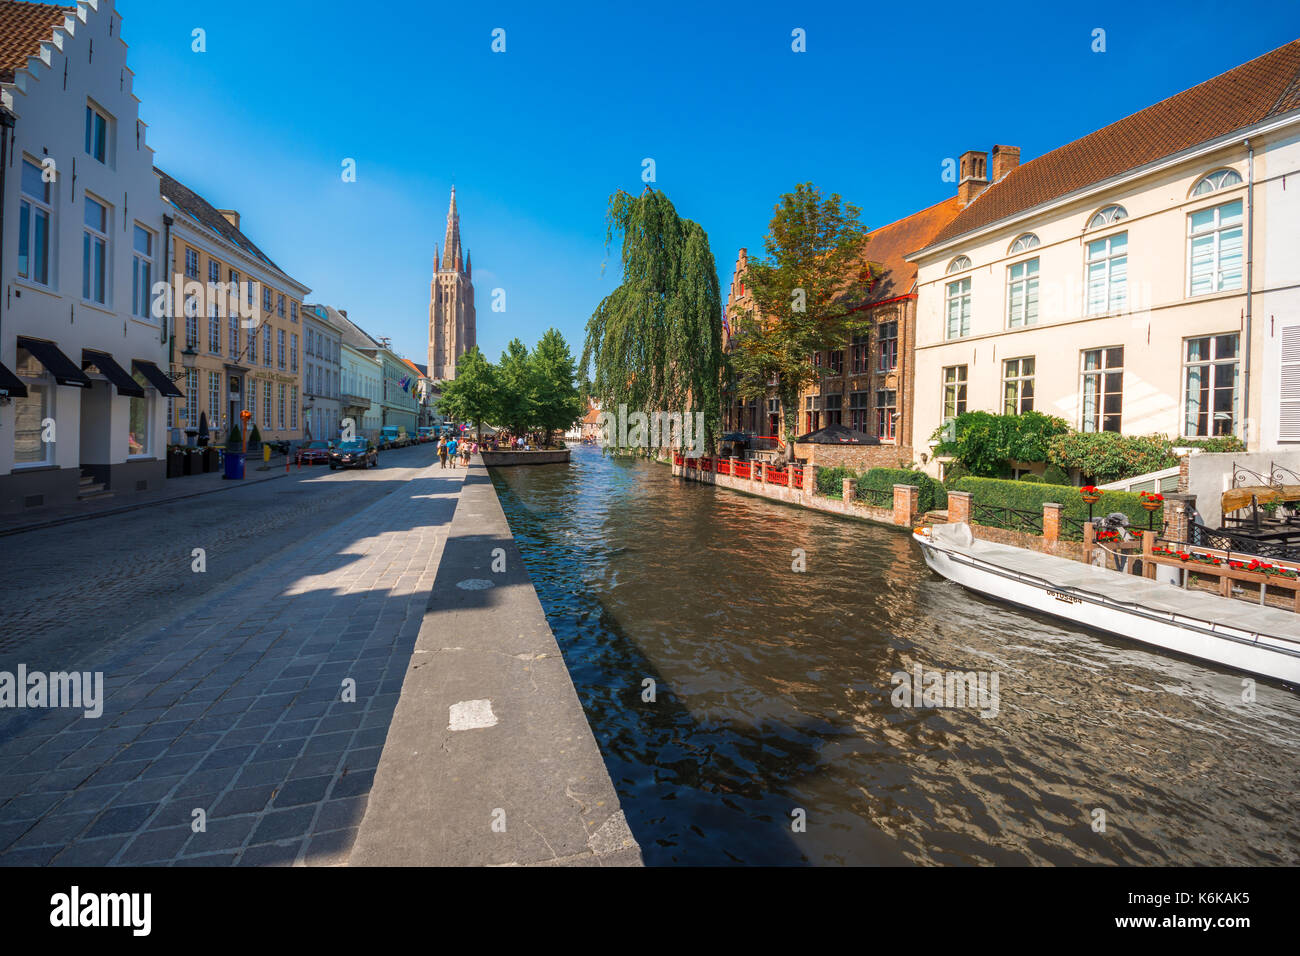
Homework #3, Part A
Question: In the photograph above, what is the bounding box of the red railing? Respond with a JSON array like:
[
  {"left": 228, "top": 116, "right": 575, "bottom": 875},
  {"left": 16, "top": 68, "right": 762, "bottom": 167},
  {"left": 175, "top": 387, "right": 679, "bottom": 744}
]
[
  {"left": 766, "top": 466, "right": 788, "bottom": 486},
  {"left": 734, "top": 461, "right": 751, "bottom": 479},
  {"left": 717, "top": 458, "right": 731, "bottom": 475},
  {"left": 790, "top": 465, "right": 804, "bottom": 488}
]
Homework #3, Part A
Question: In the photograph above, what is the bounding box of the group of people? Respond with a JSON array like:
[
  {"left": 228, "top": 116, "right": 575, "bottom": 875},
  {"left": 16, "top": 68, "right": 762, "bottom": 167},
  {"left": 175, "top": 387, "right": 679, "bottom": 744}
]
[{"left": 436, "top": 434, "right": 477, "bottom": 469}]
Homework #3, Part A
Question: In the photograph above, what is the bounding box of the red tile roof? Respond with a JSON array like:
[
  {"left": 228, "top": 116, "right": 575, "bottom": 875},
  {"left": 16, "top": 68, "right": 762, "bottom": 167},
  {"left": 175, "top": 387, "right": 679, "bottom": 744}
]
[
  {"left": 856, "top": 196, "right": 962, "bottom": 303},
  {"left": 927, "top": 39, "right": 1300, "bottom": 249},
  {"left": 0, "top": 1, "right": 72, "bottom": 82}
]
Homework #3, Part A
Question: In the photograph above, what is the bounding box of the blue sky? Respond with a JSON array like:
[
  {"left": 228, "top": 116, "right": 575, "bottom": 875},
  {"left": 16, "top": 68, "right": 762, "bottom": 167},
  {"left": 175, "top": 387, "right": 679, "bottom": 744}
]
[{"left": 121, "top": 0, "right": 1300, "bottom": 372}]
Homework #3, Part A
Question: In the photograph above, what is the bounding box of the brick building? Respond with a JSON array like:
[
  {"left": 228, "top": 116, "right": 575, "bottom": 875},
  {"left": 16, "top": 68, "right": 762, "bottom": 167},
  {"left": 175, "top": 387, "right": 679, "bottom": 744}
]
[{"left": 721, "top": 195, "right": 964, "bottom": 470}]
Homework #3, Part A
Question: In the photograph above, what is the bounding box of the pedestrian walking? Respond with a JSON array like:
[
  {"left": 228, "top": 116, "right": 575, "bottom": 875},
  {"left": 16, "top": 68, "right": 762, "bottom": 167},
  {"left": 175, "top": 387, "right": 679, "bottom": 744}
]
[
  {"left": 448, "top": 435, "right": 458, "bottom": 468},
  {"left": 437, "top": 436, "right": 448, "bottom": 469}
]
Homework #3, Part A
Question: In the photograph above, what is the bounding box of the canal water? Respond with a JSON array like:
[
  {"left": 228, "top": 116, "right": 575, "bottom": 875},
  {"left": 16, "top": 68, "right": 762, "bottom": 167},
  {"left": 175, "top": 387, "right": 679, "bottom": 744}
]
[{"left": 490, "top": 445, "right": 1300, "bottom": 865}]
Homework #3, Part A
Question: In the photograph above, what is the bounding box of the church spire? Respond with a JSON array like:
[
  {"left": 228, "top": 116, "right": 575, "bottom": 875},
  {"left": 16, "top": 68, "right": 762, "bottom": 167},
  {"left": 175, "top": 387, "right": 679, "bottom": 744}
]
[{"left": 443, "top": 186, "right": 461, "bottom": 273}]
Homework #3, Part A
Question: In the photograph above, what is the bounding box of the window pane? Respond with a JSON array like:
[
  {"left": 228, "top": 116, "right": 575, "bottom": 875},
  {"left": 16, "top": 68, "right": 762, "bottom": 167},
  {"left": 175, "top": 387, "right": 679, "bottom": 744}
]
[{"left": 21, "top": 159, "right": 47, "bottom": 200}]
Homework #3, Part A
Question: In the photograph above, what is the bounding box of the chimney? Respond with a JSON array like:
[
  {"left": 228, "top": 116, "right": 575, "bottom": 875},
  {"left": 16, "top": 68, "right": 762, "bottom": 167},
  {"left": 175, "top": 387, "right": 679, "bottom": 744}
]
[
  {"left": 990, "top": 144, "right": 1020, "bottom": 183},
  {"left": 217, "top": 209, "right": 240, "bottom": 230},
  {"left": 957, "top": 150, "right": 989, "bottom": 207},
  {"left": 339, "top": 309, "right": 348, "bottom": 319}
]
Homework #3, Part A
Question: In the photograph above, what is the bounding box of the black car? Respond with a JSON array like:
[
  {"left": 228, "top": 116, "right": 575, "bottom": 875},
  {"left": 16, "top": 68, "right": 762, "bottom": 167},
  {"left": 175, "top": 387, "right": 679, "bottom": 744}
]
[{"left": 329, "top": 439, "right": 379, "bottom": 470}]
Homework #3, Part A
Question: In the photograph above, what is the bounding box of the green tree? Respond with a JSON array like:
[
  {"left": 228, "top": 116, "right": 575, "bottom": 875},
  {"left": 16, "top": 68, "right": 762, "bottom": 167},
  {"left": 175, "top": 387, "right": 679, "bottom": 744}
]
[
  {"left": 531, "top": 328, "right": 584, "bottom": 443},
  {"left": 931, "top": 410, "right": 1070, "bottom": 477},
  {"left": 728, "top": 183, "right": 881, "bottom": 444},
  {"left": 582, "top": 188, "right": 722, "bottom": 452},
  {"left": 438, "top": 346, "right": 498, "bottom": 439},
  {"left": 495, "top": 338, "right": 536, "bottom": 438}
]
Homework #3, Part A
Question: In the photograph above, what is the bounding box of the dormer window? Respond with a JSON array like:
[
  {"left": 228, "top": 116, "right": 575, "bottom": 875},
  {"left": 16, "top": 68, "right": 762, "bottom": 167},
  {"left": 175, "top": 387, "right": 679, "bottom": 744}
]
[
  {"left": 1192, "top": 169, "right": 1243, "bottom": 196},
  {"left": 946, "top": 255, "right": 972, "bottom": 275},
  {"left": 1087, "top": 205, "right": 1127, "bottom": 229},
  {"left": 1009, "top": 233, "right": 1040, "bottom": 254}
]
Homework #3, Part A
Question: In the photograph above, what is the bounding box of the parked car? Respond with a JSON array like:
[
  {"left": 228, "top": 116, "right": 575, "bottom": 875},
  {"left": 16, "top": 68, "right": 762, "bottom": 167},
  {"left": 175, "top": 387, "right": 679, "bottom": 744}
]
[
  {"left": 380, "top": 426, "right": 409, "bottom": 448},
  {"left": 330, "top": 439, "right": 378, "bottom": 470},
  {"left": 418, "top": 426, "right": 436, "bottom": 443},
  {"left": 297, "top": 440, "right": 332, "bottom": 465}
]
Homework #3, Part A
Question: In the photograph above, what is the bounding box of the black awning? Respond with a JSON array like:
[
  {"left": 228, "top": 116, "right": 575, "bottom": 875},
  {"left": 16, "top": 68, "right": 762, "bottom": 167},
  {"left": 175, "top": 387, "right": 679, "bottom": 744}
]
[
  {"left": 132, "top": 359, "right": 186, "bottom": 398},
  {"left": 83, "top": 349, "right": 145, "bottom": 398},
  {"left": 17, "top": 337, "right": 91, "bottom": 388},
  {"left": 794, "top": 423, "right": 880, "bottom": 445},
  {"left": 0, "top": 361, "right": 27, "bottom": 398}
]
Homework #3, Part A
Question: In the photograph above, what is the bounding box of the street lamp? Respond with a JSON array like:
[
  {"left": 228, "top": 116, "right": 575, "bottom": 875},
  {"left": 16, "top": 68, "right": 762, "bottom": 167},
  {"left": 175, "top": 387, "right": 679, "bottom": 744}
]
[{"left": 167, "top": 345, "right": 198, "bottom": 381}]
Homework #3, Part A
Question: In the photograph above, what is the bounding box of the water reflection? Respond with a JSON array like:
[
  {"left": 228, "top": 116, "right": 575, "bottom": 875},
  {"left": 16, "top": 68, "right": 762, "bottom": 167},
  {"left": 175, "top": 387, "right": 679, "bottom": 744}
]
[{"left": 490, "top": 445, "right": 1300, "bottom": 865}]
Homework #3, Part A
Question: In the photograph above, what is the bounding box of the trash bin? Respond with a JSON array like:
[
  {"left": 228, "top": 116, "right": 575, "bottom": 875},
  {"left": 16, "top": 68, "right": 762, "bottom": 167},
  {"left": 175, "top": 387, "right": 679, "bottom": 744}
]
[{"left": 224, "top": 451, "right": 245, "bottom": 480}]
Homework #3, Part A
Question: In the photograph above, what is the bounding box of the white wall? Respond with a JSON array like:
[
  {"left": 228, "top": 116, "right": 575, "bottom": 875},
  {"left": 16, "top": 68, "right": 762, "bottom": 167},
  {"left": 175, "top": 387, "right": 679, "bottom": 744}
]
[{"left": 1, "top": 0, "right": 165, "bottom": 477}]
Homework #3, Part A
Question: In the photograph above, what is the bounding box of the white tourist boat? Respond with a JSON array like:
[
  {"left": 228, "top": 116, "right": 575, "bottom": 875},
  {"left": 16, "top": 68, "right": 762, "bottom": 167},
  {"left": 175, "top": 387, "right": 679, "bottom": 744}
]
[{"left": 913, "top": 522, "right": 1300, "bottom": 686}]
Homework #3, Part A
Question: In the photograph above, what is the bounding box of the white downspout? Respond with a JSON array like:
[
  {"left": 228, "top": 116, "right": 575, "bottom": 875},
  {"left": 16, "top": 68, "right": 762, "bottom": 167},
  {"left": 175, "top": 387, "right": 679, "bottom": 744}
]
[{"left": 1243, "top": 138, "right": 1254, "bottom": 449}]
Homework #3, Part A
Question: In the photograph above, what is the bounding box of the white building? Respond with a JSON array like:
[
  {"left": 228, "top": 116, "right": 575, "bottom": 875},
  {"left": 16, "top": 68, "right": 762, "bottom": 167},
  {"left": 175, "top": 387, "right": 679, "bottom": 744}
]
[
  {"left": 302, "top": 305, "right": 341, "bottom": 441},
  {"left": 341, "top": 341, "right": 381, "bottom": 440},
  {"left": 0, "top": 0, "right": 178, "bottom": 514},
  {"left": 908, "top": 41, "right": 1300, "bottom": 477}
]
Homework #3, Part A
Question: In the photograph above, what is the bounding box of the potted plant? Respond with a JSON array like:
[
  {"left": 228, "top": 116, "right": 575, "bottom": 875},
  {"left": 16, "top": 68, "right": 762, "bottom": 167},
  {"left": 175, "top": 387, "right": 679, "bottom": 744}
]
[
  {"left": 166, "top": 443, "right": 185, "bottom": 478},
  {"left": 223, "top": 422, "right": 246, "bottom": 480}
]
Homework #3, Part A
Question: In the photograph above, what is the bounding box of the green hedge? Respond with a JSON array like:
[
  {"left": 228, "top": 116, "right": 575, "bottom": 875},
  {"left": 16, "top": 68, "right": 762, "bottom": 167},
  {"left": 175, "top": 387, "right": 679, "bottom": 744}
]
[
  {"left": 859, "top": 467, "right": 947, "bottom": 513},
  {"left": 952, "top": 476, "right": 1162, "bottom": 539},
  {"left": 817, "top": 465, "right": 855, "bottom": 498}
]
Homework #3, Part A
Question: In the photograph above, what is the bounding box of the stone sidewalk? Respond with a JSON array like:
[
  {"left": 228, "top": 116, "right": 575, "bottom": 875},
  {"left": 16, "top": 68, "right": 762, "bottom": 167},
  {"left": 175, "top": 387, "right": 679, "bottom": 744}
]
[
  {"left": 0, "top": 459, "right": 463, "bottom": 865},
  {"left": 351, "top": 461, "right": 641, "bottom": 866}
]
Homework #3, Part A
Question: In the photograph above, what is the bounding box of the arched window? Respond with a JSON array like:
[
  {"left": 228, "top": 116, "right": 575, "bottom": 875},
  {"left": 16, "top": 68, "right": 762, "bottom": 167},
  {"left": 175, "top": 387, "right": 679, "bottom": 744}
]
[
  {"left": 946, "top": 255, "right": 971, "bottom": 274},
  {"left": 1087, "top": 205, "right": 1128, "bottom": 229},
  {"left": 1009, "top": 233, "right": 1040, "bottom": 254},
  {"left": 1192, "top": 169, "right": 1243, "bottom": 196}
]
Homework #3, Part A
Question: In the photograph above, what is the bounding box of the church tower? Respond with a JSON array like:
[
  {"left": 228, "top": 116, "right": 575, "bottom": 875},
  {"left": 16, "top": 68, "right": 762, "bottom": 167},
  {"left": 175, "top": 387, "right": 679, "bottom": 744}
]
[{"left": 427, "top": 186, "right": 477, "bottom": 380}]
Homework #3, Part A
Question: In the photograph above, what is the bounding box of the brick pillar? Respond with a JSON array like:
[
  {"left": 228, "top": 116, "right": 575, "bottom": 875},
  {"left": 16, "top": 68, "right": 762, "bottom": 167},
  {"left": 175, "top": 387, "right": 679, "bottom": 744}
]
[
  {"left": 843, "top": 477, "right": 857, "bottom": 502},
  {"left": 893, "top": 484, "right": 919, "bottom": 527},
  {"left": 948, "top": 490, "right": 972, "bottom": 524},
  {"left": 755, "top": 461, "right": 765, "bottom": 484},
  {"left": 1043, "top": 502, "right": 1062, "bottom": 542},
  {"left": 1163, "top": 492, "right": 1197, "bottom": 543},
  {"left": 1178, "top": 453, "right": 1190, "bottom": 494},
  {"left": 728, "top": 457, "right": 737, "bottom": 482},
  {"left": 803, "top": 463, "right": 817, "bottom": 495}
]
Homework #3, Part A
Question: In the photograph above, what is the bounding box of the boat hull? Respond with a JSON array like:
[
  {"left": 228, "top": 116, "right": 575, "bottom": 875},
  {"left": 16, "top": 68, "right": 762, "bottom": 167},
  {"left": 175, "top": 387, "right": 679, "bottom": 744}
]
[{"left": 914, "top": 533, "right": 1300, "bottom": 686}]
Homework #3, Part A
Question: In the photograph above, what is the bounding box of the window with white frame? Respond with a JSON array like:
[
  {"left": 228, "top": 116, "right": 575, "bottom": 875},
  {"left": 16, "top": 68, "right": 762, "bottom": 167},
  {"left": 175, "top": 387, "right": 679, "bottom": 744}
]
[
  {"left": 290, "top": 333, "right": 298, "bottom": 372},
  {"left": 18, "top": 159, "right": 51, "bottom": 285},
  {"left": 875, "top": 389, "right": 897, "bottom": 440},
  {"left": 876, "top": 322, "right": 898, "bottom": 371},
  {"left": 185, "top": 247, "right": 199, "bottom": 279},
  {"left": 290, "top": 301, "right": 298, "bottom": 323},
  {"left": 184, "top": 368, "right": 198, "bottom": 426},
  {"left": 83, "top": 196, "right": 109, "bottom": 304},
  {"left": 1007, "top": 258, "right": 1039, "bottom": 327},
  {"left": 1188, "top": 200, "right": 1243, "bottom": 295},
  {"left": 209, "top": 259, "right": 220, "bottom": 284},
  {"left": 1192, "top": 169, "right": 1242, "bottom": 196},
  {"left": 1183, "top": 334, "right": 1239, "bottom": 437},
  {"left": 942, "top": 365, "right": 967, "bottom": 420},
  {"left": 208, "top": 372, "right": 221, "bottom": 426},
  {"left": 290, "top": 387, "right": 298, "bottom": 429},
  {"left": 946, "top": 256, "right": 971, "bottom": 274},
  {"left": 263, "top": 326, "right": 272, "bottom": 365},
  {"left": 1003, "top": 357, "right": 1035, "bottom": 414},
  {"left": 851, "top": 333, "right": 869, "bottom": 374},
  {"left": 1087, "top": 204, "right": 1127, "bottom": 229},
  {"left": 262, "top": 286, "right": 272, "bottom": 313},
  {"left": 229, "top": 314, "right": 239, "bottom": 359},
  {"left": 1085, "top": 232, "right": 1127, "bottom": 314},
  {"left": 278, "top": 383, "right": 286, "bottom": 430},
  {"left": 264, "top": 381, "right": 272, "bottom": 428},
  {"left": 131, "top": 225, "right": 154, "bottom": 319},
  {"left": 277, "top": 294, "right": 285, "bottom": 317},
  {"left": 209, "top": 302, "right": 220, "bottom": 353},
  {"left": 184, "top": 296, "right": 199, "bottom": 348},
  {"left": 85, "top": 104, "right": 109, "bottom": 164},
  {"left": 1081, "top": 347, "right": 1123, "bottom": 433},
  {"left": 13, "top": 347, "right": 52, "bottom": 465},
  {"left": 1009, "top": 233, "right": 1040, "bottom": 254},
  {"left": 277, "top": 329, "right": 286, "bottom": 369},
  {"left": 1281, "top": 326, "right": 1300, "bottom": 442},
  {"left": 945, "top": 277, "right": 971, "bottom": 339}
]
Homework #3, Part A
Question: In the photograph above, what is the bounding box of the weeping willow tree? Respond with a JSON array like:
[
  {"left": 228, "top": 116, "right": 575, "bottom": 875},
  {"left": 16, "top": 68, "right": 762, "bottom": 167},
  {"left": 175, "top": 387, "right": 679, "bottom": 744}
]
[{"left": 582, "top": 189, "right": 723, "bottom": 454}]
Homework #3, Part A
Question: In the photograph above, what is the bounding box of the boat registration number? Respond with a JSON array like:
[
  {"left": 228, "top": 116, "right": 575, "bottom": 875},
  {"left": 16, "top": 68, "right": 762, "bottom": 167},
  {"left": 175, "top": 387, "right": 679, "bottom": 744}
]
[{"left": 1046, "top": 589, "right": 1081, "bottom": 605}]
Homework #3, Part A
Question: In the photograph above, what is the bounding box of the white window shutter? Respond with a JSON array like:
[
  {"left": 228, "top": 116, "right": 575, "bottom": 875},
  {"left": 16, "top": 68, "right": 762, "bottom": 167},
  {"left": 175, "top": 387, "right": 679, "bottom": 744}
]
[{"left": 1281, "top": 325, "right": 1300, "bottom": 442}]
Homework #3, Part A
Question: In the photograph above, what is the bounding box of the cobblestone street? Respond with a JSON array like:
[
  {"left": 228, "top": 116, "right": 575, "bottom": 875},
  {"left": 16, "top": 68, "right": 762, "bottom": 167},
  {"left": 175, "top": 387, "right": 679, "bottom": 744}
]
[{"left": 0, "top": 442, "right": 466, "bottom": 865}]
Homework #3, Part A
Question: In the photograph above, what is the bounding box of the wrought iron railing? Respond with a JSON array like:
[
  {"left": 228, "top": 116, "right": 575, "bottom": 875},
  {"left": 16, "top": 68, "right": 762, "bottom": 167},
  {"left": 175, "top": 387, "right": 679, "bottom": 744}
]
[
  {"left": 1187, "top": 522, "right": 1300, "bottom": 562},
  {"left": 971, "top": 503, "right": 1044, "bottom": 535},
  {"left": 855, "top": 486, "right": 893, "bottom": 508}
]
